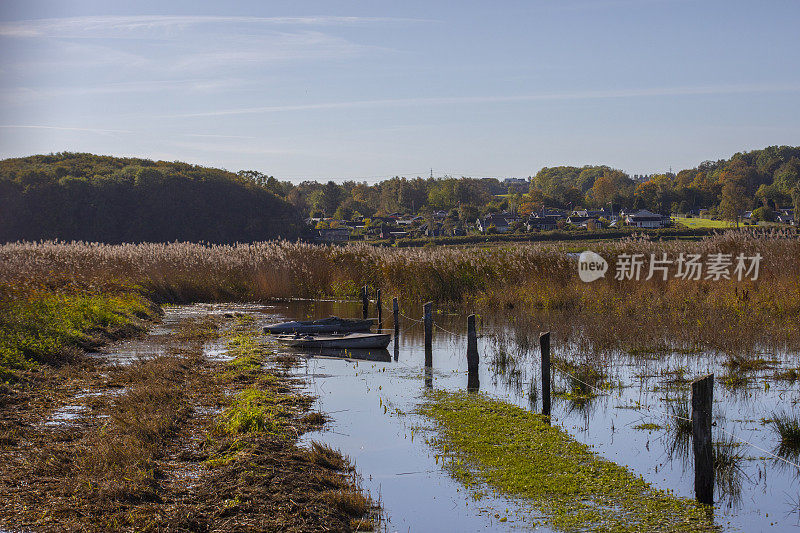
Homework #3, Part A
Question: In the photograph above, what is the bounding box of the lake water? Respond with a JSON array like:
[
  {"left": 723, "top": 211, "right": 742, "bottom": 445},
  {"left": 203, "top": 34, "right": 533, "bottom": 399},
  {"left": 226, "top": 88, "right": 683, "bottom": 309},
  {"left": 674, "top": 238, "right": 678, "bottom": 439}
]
[
  {"left": 93, "top": 301, "right": 800, "bottom": 532},
  {"left": 269, "top": 299, "right": 800, "bottom": 532}
]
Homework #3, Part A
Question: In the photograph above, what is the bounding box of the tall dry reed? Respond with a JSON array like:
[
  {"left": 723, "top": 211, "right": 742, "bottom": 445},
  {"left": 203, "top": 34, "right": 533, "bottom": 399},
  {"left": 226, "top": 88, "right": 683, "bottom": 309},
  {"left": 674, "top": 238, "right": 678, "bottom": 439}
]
[{"left": 2, "top": 230, "right": 798, "bottom": 355}]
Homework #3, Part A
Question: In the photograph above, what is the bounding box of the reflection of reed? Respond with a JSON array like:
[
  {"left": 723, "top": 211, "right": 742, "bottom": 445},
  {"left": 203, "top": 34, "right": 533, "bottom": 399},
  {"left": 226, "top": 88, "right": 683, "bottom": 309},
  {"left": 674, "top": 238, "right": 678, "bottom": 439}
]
[
  {"left": 665, "top": 395, "right": 693, "bottom": 468},
  {"left": 714, "top": 436, "right": 747, "bottom": 509},
  {"left": 489, "top": 335, "right": 527, "bottom": 396}
]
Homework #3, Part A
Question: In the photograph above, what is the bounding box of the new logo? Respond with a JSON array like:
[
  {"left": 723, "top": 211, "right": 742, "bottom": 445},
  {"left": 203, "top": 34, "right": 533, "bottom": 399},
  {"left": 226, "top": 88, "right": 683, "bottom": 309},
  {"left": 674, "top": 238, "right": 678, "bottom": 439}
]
[{"left": 578, "top": 251, "right": 608, "bottom": 282}]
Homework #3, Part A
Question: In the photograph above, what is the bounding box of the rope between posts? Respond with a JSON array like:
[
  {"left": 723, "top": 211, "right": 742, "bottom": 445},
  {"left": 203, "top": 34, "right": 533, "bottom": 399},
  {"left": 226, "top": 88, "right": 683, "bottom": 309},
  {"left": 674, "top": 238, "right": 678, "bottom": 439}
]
[
  {"left": 717, "top": 426, "right": 800, "bottom": 469},
  {"left": 433, "top": 322, "right": 461, "bottom": 337},
  {"left": 550, "top": 364, "right": 610, "bottom": 399},
  {"left": 398, "top": 310, "right": 424, "bottom": 324}
]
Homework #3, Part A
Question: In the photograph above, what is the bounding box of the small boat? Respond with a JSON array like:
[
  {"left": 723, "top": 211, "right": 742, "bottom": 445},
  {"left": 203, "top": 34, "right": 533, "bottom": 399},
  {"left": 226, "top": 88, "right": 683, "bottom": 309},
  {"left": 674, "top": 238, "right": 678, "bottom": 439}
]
[
  {"left": 274, "top": 332, "right": 391, "bottom": 350},
  {"left": 263, "top": 316, "right": 373, "bottom": 334}
]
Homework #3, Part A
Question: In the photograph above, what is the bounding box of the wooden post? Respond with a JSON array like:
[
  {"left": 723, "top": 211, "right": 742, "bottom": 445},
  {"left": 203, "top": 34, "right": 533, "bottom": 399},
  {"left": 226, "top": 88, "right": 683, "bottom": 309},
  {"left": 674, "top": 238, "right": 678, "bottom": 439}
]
[
  {"left": 376, "top": 289, "right": 382, "bottom": 324},
  {"left": 423, "top": 302, "right": 433, "bottom": 350},
  {"left": 362, "top": 285, "right": 369, "bottom": 319},
  {"left": 392, "top": 297, "right": 399, "bottom": 338},
  {"left": 692, "top": 374, "right": 714, "bottom": 505},
  {"left": 540, "top": 332, "right": 551, "bottom": 417},
  {"left": 467, "top": 314, "right": 479, "bottom": 374}
]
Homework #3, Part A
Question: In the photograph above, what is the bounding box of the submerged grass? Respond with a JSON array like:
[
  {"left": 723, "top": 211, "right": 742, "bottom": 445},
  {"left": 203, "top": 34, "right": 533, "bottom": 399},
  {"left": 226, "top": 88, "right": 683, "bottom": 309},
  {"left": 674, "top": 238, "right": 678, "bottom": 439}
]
[
  {"left": 771, "top": 411, "right": 800, "bottom": 460},
  {"left": 420, "top": 391, "right": 717, "bottom": 532}
]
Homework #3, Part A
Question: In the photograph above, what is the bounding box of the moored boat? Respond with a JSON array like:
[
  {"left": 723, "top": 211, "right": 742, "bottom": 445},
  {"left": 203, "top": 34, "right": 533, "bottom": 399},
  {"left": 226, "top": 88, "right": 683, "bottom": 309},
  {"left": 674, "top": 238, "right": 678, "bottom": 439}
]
[
  {"left": 273, "top": 332, "right": 391, "bottom": 349},
  {"left": 263, "top": 316, "right": 373, "bottom": 334}
]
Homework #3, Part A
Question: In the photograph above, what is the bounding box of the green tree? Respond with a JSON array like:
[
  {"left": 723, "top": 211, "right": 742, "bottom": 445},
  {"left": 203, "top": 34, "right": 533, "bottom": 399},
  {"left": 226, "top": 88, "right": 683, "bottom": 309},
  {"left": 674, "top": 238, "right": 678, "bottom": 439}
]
[{"left": 719, "top": 177, "right": 748, "bottom": 227}]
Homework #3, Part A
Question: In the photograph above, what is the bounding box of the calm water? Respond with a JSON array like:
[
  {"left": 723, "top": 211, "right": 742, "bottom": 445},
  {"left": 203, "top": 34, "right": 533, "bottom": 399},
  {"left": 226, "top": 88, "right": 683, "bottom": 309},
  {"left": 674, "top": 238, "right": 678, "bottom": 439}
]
[
  {"left": 268, "top": 300, "right": 800, "bottom": 532},
  {"left": 92, "top": 302, "right": 800, "bottom": 531}
]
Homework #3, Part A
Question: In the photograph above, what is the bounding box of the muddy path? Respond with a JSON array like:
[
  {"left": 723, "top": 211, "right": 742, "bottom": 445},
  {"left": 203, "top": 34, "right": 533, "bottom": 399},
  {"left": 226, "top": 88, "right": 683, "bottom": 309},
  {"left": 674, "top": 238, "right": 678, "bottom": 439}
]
[{"left": 0, "top": 304, "right": 376, "bottom": 532}]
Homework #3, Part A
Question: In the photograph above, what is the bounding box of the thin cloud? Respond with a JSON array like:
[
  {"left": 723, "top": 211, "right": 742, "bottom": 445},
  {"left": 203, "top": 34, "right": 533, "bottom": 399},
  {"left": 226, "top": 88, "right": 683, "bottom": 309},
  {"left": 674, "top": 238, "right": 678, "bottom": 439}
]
[
  {"left": 0, "top": 15, "right": 426, "bottom": 38},
  {"left": 0, "top": 124, "right": 132, "bottom": 134},
  {"left": 183, "top": 133, "right": 257, "bottom": 140},
  {"left": 169, "top": 83, "right": 800, "bottom": 118},
  {"left": 1, "top": 78, "right": 249, "bottom": 104}
]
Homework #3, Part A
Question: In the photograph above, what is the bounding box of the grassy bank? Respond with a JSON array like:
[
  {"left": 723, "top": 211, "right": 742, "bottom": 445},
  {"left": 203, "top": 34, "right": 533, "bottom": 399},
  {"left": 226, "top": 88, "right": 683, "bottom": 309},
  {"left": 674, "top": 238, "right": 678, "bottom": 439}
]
[
  {"left": 0, "top": 285, "right": 157, "bottom": 383},
  {"left": 420, "top": 391, "right": 717, "bottom": 532}
]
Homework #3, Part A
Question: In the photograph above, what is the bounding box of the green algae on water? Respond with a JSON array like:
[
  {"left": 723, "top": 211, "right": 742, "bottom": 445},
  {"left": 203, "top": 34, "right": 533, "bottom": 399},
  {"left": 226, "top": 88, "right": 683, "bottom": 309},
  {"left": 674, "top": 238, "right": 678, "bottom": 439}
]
[{"left": 419, "top": 391, "right": 718, "bottom": 532}]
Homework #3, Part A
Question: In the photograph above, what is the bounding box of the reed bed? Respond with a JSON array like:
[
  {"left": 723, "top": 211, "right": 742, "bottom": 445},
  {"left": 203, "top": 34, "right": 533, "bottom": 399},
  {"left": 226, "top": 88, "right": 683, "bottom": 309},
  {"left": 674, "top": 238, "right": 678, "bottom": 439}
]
[{"left": 2, "top": 229, "right": 799, "bottom": 356}]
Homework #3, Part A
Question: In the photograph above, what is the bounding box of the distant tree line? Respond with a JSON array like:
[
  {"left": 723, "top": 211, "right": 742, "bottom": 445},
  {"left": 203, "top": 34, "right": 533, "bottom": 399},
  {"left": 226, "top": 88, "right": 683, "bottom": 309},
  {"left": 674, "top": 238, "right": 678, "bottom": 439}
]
[
  {"left": 0, "top": 153, "right": 303, "bottom": 243},
  {"left": 249, "top": 145, "right": 800, "bottom": 225},
  {"left": 2, "top": 146, "right": 798, "bottom": 244}
]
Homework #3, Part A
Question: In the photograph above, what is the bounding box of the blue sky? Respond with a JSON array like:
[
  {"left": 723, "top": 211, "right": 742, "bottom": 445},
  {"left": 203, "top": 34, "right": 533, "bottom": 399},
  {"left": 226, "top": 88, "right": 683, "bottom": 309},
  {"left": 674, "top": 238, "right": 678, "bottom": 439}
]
[{"left": 1, "top": 0, "right": 798, "bottom": 182}]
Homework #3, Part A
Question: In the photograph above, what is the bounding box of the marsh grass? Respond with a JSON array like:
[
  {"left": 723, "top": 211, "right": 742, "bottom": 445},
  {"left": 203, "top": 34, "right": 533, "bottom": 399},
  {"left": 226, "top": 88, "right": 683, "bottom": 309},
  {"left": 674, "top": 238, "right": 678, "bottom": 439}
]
[
  {"left": 552, "top": 358, "right": 607, "bottom": 400},
  {"left": 774, "top": 368, "right": 800, "bottom": 382},
  {"left": 714, "top": 437, "right": 746, "bottom": 505},
  {"left": 771, "top": 411, "right": 800, "bottom": 460},
  {"left": 664, "top": 395, "right": 693, "bottom": 464},
  {"left": 0, "top": 286, "right": 155, "bottom": 381},
  {"left": 2, "top": 230, "right": 799, "bottom": 358},
  {"left": 310, "top": 441, "right": 349, "bottom": 471},
  {"left": 75, "top": 353, "right": 193, "bottom": 502},
  {"left": 420, "top": 391, "right": 716, "bottom": 532},
  {"left": 724, "top": 354, "right": 773, "bottom": 373}
]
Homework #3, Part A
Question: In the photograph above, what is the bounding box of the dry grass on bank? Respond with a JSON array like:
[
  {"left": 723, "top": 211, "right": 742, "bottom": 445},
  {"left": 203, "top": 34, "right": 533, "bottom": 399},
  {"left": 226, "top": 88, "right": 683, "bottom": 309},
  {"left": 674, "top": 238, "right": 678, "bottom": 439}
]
[
  {"left": 0, "top": 312, "right": 375, "bottom": 532},
  {"left": 2, "top": 229, "right": 798, "bottom": 356}
]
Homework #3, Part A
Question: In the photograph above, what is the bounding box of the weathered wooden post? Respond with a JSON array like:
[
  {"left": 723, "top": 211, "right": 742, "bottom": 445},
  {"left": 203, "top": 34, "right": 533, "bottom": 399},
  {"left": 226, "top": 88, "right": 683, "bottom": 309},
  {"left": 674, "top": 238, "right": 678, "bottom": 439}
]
[
  {"left": 376, "top": 289, "right": 382, "bottom": 324},
  {"left": 362, "top": 285, "right": 369, "bottom": 319},
  {"left": 423, "top": 301, "right": 433, "bottom": 350},
  {"left": 540, "top": 332, "right": 551, "bottom": 417},
  {"left": 392, "top": 297, "right": 399, "bottom": 338},
  {"left": 692, "top": 374, "right": 714, "bottom": 505},
  {"left": 467, "top": 314, "right": 479, "bottom": 373}
]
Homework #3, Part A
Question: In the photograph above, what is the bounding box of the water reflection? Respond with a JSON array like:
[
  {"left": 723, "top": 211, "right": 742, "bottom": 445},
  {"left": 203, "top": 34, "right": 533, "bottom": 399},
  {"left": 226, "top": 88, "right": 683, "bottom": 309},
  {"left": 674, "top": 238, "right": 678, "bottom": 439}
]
[{"left": 269, "top": 298, "right": 800, "bottom": 532}]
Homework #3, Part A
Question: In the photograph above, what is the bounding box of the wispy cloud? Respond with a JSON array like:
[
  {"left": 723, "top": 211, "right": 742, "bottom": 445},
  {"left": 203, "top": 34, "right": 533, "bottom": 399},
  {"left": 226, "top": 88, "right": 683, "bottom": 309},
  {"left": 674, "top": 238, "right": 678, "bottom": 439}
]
[
  {"left": 0, "top": 15, "right": 386, "bottom": 76},
  {"left": 183, "top": 133, "right": 257, "bottom": 140},
  {"left": 168, "top": 83, "right": 800, "bottom": 118},
  {"left": 0, "top": 124, "right": 132, "bottom": 134},
  {"left": 0, "top": 78, "right": 248, "bottom": 104},
  {"left": 0, "top": 15, "right": 424, "bottom": 39}
]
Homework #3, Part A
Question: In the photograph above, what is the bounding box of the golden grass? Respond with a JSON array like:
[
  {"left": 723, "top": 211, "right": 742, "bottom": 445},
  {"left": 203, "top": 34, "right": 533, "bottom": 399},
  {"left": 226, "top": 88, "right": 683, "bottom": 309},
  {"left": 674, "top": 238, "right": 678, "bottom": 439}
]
[{"left": 2, "top": 229, "right": 799, "bottom": 356}]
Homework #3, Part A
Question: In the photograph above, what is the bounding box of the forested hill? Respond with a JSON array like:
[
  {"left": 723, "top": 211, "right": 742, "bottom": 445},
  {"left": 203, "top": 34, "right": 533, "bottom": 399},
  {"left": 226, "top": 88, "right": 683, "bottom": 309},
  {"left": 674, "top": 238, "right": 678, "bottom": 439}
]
[{"left": 0, "top": 153, "right": 303, "bottom": 243}]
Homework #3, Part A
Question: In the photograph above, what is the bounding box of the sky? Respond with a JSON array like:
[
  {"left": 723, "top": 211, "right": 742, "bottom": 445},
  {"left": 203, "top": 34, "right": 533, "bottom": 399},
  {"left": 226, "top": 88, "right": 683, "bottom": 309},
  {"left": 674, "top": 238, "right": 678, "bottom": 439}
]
[{"left": 0, "top": 0, "right": 798, "bottom": 182}]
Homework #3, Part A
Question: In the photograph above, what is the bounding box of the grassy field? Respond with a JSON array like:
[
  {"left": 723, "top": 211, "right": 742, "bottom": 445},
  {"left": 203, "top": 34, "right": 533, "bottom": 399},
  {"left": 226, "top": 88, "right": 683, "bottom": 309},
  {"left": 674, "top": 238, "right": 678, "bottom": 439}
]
[{"left": 673, "top": 217, "right": 733, "bottom": 229}]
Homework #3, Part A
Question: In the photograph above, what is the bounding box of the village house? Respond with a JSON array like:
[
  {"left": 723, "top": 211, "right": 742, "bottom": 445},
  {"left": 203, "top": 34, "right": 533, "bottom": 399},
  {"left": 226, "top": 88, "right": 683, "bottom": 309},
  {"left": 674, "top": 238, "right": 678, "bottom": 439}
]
[
  {"left": 526, "top": 214, "right": 562, "bottom": 231},
  {"left": 624, "top": 209, "right": 670, "bottom": 229},
  {"left": 477, "top": 214, "right": 511, "bottom": 233},
  {"left": 317, "top": 227, "right": 352, "bottom": 242}
]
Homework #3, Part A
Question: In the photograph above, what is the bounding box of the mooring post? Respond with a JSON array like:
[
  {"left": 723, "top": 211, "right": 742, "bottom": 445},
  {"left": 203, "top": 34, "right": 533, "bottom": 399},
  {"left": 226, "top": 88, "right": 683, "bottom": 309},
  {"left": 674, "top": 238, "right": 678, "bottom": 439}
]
[
  {"left": 376, "top": 289, "right": 382, "bottom": 324},
  {"left": 467, "top": 314, "right": 479, "bottom": 391},
  {"left": 362, "top": 285, "right": 369, "bottom": 319},
  {"left": 540, "top": 331, "right": 551, "bottom": 417},
  {"left": 392, "top": 297, "right": 399, "bottom": 338},
  {"left": 692, "top": 374, "right": 714, "bottom": 505},
  {"left": 423, "top": 301, "right": 433, "bottom": 350},
  {"left": 467, "top": 314, "right": 479, "bottom": 373}
]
